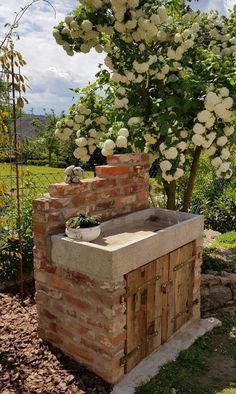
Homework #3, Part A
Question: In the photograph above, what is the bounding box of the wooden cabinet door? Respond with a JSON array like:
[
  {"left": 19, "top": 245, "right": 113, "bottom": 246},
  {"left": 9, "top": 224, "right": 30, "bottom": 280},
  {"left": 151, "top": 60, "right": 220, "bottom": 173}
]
[
  {"left": 125, "top": 258, "right": 162, "bottom": 373},
  {"left": 124, "top": 242, "right": 197, "bottom": 373}
]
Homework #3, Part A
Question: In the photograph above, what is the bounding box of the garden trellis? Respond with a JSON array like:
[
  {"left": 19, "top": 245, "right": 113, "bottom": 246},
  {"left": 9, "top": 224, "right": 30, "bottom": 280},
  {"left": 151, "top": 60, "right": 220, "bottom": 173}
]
[{"left": 0, "top": 44, "right": 25, "bottom": 297}]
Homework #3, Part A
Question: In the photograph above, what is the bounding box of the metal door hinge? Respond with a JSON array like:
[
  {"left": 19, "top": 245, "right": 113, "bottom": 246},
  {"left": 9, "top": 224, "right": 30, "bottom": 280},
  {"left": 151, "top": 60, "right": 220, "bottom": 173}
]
[
  {"left": 171, "top": 299, "right": 199, "bottom": 322},
  {"left": 120, "top": 329, "right": 159, "bottom": 367}
]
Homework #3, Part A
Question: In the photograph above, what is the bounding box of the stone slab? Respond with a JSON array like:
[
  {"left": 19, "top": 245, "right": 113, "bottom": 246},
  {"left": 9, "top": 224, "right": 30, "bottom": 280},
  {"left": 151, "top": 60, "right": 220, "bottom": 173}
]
[
  {"left": 110, "top": 317, "right": 221, "bottom": 394},
  {"left": 51, "top": 208, "right": 204, "bottom": 281}
]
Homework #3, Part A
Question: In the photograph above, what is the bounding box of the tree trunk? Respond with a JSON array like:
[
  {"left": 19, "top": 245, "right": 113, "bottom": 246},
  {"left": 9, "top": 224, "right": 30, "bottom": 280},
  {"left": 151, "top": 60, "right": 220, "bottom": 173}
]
[
  {"left": 165, "top": 180, "right": 176, "bottom": 211},
  {"left": 182, "top": 147, "right": 202, "bottom": 212}
]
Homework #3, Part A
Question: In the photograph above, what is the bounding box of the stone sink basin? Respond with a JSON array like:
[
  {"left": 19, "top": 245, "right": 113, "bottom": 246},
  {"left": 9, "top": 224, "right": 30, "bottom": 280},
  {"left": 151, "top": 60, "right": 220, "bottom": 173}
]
[{"left": 51, "top": 208, "right": 203, "bottom": 281}]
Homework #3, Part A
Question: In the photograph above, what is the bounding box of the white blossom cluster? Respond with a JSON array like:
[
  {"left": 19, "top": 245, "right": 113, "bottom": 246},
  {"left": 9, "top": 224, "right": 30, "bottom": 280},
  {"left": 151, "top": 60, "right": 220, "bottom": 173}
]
[
  {"left": 206, "top": 11, "right": 236, "bottom": 58},
  {"left": 158, "top": 134, "right": 188, "bottom": 182},
  {"left": 102, "top": 127, "right": 129, "bottom": 156},
  {"left": 192, "top": 88, "right": 235, "bottom": 179},
  {"left": 55, "top": 103, "right": 108, "bottom": 162}
]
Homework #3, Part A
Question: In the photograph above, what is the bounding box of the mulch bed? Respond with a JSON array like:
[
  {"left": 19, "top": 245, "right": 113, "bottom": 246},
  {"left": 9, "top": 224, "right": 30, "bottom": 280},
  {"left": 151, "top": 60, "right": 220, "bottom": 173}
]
[{"left": 0, "top": 286, "right": 111, "bottom": 394}]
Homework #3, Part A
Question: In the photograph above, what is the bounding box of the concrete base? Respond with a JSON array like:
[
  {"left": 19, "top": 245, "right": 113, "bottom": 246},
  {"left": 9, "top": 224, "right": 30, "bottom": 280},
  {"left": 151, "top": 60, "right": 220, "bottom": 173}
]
[{"left": 111, "top": 318, "right": 221, "bottom": 394}]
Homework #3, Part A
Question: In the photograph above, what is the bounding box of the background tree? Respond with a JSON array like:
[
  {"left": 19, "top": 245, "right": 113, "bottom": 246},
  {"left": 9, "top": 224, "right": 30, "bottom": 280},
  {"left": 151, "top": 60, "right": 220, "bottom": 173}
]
[{"left": 54, "top": 0, "right": 236, "bottom": 211}]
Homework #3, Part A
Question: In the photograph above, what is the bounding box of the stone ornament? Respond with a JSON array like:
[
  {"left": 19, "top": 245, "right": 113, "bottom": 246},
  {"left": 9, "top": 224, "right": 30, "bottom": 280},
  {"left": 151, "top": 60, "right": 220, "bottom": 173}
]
[{"left": 64, "top": 165, "right": 84, "bottom": 184}]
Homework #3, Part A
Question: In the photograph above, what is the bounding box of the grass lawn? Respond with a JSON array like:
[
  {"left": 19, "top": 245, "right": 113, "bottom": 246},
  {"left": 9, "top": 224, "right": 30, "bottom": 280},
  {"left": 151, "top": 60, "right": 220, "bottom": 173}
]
[
  {"left": 0, "top": 163, "right": 93, "bottom": 195},
  {"left": 136, "top": 313, "right": 236, "bottom": 394},
  {"left": 212, "top": 232, "right": 236, "bottom": 251}
]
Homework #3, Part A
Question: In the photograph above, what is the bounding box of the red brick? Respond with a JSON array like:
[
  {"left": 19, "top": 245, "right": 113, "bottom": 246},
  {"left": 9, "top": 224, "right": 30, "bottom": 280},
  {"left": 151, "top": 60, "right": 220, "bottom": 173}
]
[
  {"left": 81, "top": 338, "right": 111, "bottom": 356},
  {"left": 43, "top": 309, "right": 57, "bottom": 320},
  {"left": 100, "top": 188, "right": 121, "bottom": 199},
  {"left": 49, "top": 276, "right": 73, "bottom": 291},
  {"left": 32, "top": 198, "right": 50, "bottom": 211},
  {"left": 71, "top": 193, "right": 97, "bottom": 206},
  {"left": 49, "top": 181, "right": 91, "bottom": 197},
  {"left": 64, "top": 342, "right": 94, "bottom": 363},
  {"left": 95, "top": 200, "right": 115, "bottom": 210},
  {"left": 84, "top": 177, "right": 117, "bottom": 189},
  {"left": 49, "top": 197, "right": 71, "bottom": 209},
  {"left": 136, "top": 190, "right": 149, "bottom": 201},
  {"left": 96, "top": 165, "right": 129, "bottom": 178},
  {"left": 111, "top": 331, "right": 126, "bottom": 347},
  {"left": 115, "top": 195, "right": 136, "bottom": 206},
  {"left": 64, "top": 294, "right": 91, "bottom": 311}
]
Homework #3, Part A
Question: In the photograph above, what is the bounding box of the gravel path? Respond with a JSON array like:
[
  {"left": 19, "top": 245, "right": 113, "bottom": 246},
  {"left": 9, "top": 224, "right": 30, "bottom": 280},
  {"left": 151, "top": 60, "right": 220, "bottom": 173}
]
[{"left": 0, "top": 289, "right": 111, "bottom": 394}]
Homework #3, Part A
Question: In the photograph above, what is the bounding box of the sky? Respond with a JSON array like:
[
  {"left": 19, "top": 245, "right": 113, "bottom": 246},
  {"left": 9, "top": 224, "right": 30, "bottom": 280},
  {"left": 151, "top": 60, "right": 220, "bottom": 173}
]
[{"left": 0, "top": 0, "right": 235, "bottom": 115}]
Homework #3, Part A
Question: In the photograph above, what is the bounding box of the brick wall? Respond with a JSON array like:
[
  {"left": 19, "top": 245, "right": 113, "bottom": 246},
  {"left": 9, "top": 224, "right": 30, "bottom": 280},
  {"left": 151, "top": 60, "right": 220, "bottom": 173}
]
[{"left": 33, "top": 153, "right": 150, "bottom": 384}]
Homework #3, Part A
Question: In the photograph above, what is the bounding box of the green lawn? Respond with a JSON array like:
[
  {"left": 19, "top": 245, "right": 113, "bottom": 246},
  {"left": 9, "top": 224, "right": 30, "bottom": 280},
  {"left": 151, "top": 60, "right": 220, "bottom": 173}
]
[
  {"left": 136, "top": 313, "right": 236, "bottom": 394},
  {"left": 212, "top": 232, "right": 236, "bottom": 251},
  {"left": 0, "top": 163, "right": 93, "bottom": 195}
]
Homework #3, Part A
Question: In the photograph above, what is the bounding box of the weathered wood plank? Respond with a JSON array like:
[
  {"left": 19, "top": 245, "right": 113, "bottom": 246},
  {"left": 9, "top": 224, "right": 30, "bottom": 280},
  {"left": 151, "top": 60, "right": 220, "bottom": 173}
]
[{"left": 161, "top": 254, "right": 170, "bottom": 343}]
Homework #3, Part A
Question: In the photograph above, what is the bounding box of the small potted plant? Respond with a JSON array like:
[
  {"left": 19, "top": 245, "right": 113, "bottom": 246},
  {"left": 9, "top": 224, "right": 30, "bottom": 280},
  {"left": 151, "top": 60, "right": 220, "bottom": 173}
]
[{"left": 65, "top": 212, "right": 101, "bottom": 242}]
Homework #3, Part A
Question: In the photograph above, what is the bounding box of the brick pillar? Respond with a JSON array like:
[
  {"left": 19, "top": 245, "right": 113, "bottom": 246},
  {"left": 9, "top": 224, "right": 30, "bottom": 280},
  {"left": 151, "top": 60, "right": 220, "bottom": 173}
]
[{"left": 33, "top": 153, "right": 150, "bottom": 384}]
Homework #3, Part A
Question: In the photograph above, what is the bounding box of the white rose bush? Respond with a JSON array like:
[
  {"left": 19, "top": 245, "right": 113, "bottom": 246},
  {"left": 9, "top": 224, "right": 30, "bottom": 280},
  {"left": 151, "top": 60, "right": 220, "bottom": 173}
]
[{"left": 53, "top": 0, "right": 236, "bottom": 210}]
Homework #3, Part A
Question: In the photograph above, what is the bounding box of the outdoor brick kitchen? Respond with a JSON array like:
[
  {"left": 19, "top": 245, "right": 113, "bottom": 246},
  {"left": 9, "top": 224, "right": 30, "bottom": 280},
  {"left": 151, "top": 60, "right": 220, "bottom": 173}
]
[{"left": 33, "top": 153, "right": 208, "bottom": 386}]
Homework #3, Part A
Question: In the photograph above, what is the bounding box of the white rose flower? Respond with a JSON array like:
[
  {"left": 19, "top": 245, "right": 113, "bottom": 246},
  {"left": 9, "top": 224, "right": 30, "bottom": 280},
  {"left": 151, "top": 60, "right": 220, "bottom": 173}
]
[
  {"left": 75, "top": 137, "right": 87, "bottom": 147},
  {"left": 128, "top": 117, "right": 142, "bottom": 125},
  {"left": 118, "top": 128, "right": 129, "bottom": 137},
  {"left": 87, "top": 138, "right": 95, "bottom": 146},
  {"left": 160, "top": 160, "right": 172, "bottom": 171},
  {"left": 89, "top": 129, "right": 97, "bottom": 138},
  {"left": 219, "top": 162, "right": 230, "bottom": 173},
  {"left": 217, "top": 136, "right": 228, "bottom": 146},
  {"left": 164, "top": 147, "right": 178, "bottom": 160},
  {"left": 104, "top": 139, "right": 116, "bottom": 150},
  {"left": 174, "top": 168, "right": 184, "bottom": 179},
  {"left": 219, "top": 87, "right": 229, "bottom": 97},
  {"left": 205, "top": 117, "right": 215, "bottom": 129},
  {"left": 64, "top": 15, "right": 73, "bottom": 26},
  {"left": 223, "top": 97, "right": 234, "bottom": 109},
  {"left": 75, "top": 114, "right": 85, "bottom": 123},
  {"left": 162, "top": 172, "right": 174, "bottom": 183},
  {"left": 177, "top": 141, "right": 188, "bottom": 151},
  {"left": 193, "top": 123, "right": 206, "bottom": 135},
  {"left": 223, "top": 126, "right": 234, "bottom": 136},
  {"left": 211, "top": 157, "right": 222, "bottom": 168},
  {"left": 205, "top": 92, "right": 221, "bottom": 107},
  {"left": 221, "top": 148, "right": 230, "bottom": 160},
  {"left": 80, "top": 44, "right": 91, "bottom": 53},
  {"left": 89, "top": 145, "right": 96, "bottom": 154},
  {"left": 225, "top": 169, "right": 233, "bottom": 179},
  {"left": 74, "top": 147, "right": 87, "bottom": 158},
  {"left": 206, "top": 145, "right": 217, "bottom": 156},
  {"left": 77, "top": 104, "right": 88, "bottom": 114},
  {"left": 157, "top": 30, "right": 167, "bottom": 42},
  {"left": 117, "top": 87, "right": 126, "bottom": 96},
  {"left": 197, "top": 110, "right": 212, "bottom": 123},
  {"left": 192, "top": 134, "right": 205, "bottom": 146},
  {"left": 116, "top": 135, "right": 128, "bottom": 148},
  {"left": 174, "top": 33, "right": 183, "bottom": 43},
  {"left": 99, "top": 116, "right": 108, "bottom": 124},
  {"left": 180, "top": 130, "right": 188, "bottom": 139},
  {"left": 158, "top": 6, "right": 168, "bottom": 23},
  {"left": 81, "top": 20, "right": 93, "bottom": 32},
  {"left": 214, "top": 103, "right": 227, "bottom": 118},
  {"left": 101, "top": 148, "right": 113, "bottom": 157}
]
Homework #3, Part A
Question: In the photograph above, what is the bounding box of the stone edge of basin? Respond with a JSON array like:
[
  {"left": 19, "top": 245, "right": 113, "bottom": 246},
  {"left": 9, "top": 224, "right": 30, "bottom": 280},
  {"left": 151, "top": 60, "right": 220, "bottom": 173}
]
[{"left": 51, "top": 208, "right": 204, "bottom": 282}]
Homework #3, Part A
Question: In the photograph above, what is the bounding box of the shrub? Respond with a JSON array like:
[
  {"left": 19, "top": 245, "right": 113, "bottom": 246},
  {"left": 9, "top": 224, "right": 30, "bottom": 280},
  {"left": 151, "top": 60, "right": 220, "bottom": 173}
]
[{"left": 0, "top": 190, "right": 36, "bottom": 281}]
